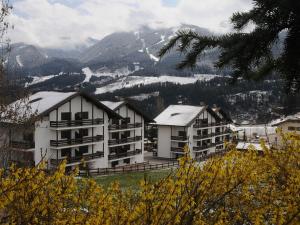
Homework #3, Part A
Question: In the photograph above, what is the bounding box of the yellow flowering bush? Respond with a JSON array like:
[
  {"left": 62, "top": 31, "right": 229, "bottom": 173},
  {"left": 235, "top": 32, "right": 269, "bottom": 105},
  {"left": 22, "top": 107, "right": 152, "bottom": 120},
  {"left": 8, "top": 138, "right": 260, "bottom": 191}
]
[{"left": 0, "top": 132, "right": 299, "bottom": 224}]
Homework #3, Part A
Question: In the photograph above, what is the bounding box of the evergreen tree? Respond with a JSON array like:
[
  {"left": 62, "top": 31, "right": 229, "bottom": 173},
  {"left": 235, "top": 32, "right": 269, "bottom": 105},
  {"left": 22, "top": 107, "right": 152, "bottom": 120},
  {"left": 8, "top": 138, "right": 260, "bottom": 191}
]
[{"left": 159, "top": 0, "right": 300, "bottom": 93}]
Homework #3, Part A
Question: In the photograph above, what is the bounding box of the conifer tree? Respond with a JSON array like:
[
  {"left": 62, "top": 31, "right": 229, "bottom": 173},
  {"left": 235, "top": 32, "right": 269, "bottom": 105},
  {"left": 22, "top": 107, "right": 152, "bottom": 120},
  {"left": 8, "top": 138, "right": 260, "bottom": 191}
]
[{"left": 159, "top": 0, "right": 300, "bottom": 93}]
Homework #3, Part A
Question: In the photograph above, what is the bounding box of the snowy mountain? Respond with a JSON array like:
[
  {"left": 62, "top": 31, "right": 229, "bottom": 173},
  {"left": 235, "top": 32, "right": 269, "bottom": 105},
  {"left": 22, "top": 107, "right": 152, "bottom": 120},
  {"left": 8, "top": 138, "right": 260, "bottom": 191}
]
[{"left": 6, "top": 24, "right": 222, "bottom": 79}]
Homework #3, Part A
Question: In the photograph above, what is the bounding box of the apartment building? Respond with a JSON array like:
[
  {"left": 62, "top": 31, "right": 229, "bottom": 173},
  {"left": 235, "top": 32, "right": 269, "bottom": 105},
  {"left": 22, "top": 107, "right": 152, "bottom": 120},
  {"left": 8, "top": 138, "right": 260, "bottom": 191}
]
[
  {"left": 101, "top": 101, "right": 152, "bottom": 167},
  {"left": 1, "top": 91, "right": 121, "bottom": 169},
  {"left": 154, "top": 105, "right": 231, "bottom": 159}
]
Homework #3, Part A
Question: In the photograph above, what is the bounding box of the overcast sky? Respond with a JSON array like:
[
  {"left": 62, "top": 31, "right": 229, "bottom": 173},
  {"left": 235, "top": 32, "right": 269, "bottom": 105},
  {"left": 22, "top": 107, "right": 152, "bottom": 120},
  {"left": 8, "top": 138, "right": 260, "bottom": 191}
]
[{"left": 8, "top": 0, "right": 253, "bottom": 49}]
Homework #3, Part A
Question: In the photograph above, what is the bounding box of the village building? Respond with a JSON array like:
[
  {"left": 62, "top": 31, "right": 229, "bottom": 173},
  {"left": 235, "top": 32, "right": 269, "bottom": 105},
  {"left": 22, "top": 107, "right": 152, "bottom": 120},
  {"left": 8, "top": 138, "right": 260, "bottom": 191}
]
[
  {"left": 101, "top": 101, "right": 152, "bottom": 167},
  {"left": 271, "top": 112, "right": 300, "bottom": 146},
  {"left": 154, "top": 105, "right": 231, "bottom": 159},
  {"left": 0, "top": 91, "right": 121, "bottom": 169}
]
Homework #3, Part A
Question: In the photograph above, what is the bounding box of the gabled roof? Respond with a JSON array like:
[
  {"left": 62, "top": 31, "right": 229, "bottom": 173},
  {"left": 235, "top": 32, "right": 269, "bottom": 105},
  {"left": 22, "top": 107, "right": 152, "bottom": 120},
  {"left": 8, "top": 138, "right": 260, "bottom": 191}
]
[
  {"left": 101, "top": 100, "right": 153, "bottom": 122},
  {"left": 154, "top": 105, "right": 206, "bottom": 126},
  {"left": 271, "top": 112, "right": 300, "bottom": 126},
  {"left": 6, "top": 91, "right": 121, "bottom": 121}
]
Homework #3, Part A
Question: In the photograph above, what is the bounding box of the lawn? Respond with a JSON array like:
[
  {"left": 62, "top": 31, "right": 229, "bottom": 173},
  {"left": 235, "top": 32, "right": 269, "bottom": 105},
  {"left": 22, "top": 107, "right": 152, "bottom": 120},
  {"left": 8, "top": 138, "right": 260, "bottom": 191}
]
[{"left": 94, "top": 168, "right": 174, "bottom": 190}]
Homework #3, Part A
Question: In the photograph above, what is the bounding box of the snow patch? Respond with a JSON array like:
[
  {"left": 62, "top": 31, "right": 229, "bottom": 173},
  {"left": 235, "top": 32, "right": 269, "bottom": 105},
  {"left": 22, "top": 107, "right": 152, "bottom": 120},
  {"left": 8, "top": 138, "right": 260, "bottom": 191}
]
[
  {"left": 129, "top": 92, "right": 160, "bottom": 101},
  {"left": 16, "top": 55, "right": 23, "bottom": 67},
  {"left": 82, "top": 67, "right": 93, "bottom": 83},
  {"left": 25, "top": 74, "right": 59, "bottom": 87}
]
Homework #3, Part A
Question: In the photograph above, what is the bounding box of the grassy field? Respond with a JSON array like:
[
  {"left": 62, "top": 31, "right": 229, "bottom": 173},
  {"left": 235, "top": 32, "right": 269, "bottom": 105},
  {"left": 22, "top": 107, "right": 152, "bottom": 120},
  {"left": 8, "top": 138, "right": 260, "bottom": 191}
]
[{"left": 94, "top": 168, "right": 174, "bottom": 190}]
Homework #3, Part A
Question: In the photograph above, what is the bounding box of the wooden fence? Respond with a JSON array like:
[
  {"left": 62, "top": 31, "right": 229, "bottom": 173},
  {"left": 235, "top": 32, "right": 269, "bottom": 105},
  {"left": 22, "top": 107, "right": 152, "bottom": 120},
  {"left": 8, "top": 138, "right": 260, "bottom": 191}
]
[
  {"left": 78, "top": 161, "right": 179, "bottom": 177},
  {"left": 78, "top": 150, "right": 229, "bottom": 177}
]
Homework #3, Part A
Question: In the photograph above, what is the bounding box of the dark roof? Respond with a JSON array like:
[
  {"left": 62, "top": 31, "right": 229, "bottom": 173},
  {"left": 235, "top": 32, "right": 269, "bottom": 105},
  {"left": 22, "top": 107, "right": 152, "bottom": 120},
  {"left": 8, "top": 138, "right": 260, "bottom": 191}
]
[
  {"left": 212, "top": 107, "right": 232, "bottom": 123},
  {"left": 113, "top": 101, "right": 154, "bottom": 123},
  {"left": 41, "top": 92, "right": 122, "bottom": 119}
]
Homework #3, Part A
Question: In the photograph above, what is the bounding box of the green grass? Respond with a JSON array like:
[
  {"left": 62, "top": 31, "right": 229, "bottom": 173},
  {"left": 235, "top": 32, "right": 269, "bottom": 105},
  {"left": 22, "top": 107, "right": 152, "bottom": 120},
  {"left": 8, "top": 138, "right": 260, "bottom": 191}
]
[{"left": 94, "top": 169, "right": 174, "bottom": 190}]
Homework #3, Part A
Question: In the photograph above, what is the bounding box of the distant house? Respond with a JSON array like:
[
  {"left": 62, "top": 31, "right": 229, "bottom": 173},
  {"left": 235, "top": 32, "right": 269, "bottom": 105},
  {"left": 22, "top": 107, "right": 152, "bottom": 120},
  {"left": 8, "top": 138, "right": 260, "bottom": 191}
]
[
  {"left": 236, "top": 142, "right": 269, "bottom": 153},
  {"left": 272, "top": 112, "right": 300, "bottom": 145},
  {"left": 101, "top": 101, "right": 152, "bottom": 167},
  {"left": 154, "top": 105, "right": 231, "bottom": 159},
  {"left": 0, "top": 91, "right": 121, "bottom": 169}
]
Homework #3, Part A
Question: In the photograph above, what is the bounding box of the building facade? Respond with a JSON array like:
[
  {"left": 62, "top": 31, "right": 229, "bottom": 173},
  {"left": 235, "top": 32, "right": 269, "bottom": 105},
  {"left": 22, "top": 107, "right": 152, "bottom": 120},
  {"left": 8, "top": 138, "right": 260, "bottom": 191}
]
[
  {"left": 272, "top": 112, "right": 300, "bottom": 146},
  {"left": 101, "top": 101, "right": 152, "bottom": 167},
  {"left": 154, "top": 105, "right": 231, "bottom": 159},
  {"left": 1, "top": 91, "right": 121, "bottom": 169}
]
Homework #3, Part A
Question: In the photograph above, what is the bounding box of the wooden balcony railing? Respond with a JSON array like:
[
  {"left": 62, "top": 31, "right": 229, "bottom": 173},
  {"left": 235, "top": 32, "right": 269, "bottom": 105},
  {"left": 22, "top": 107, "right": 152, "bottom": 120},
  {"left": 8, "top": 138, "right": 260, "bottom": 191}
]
[
  {"left": 50, "top": 151, "right": 104, "bottom": 166},
  {"left": 108, "top": 149, "right": 142, "bottom": 160},
  {"left": 171, "top": 136, "right": 188, "bottom": 141},
  {"left": 215, "top": 129, "right": 231, "bottom": 136},
  {"left": 171, "top": 147, "right": 185, "bottom": 153},
  {"left": 193, "top": 133, "right": 214, "bottom": 140},
  {"left": 108, "top": 136, "right": 142, "bottom": 146},
  {"left": 193, "top": 122, "right": 227, "bottom": 129},
  {"left": 193, "top": 144, "right": 216, "bottom": 152},
  {"left": 50, "top": 135, "right": 103, "bottom": 147},
  {"left": 50, "top": 119, "right": 104, "bottom": 128},
  {"left": 10, "top": 141, "right": 35, "bottom": 149},
  {"left": 109, "top": 123, "right": 142, "bottom": 131}
]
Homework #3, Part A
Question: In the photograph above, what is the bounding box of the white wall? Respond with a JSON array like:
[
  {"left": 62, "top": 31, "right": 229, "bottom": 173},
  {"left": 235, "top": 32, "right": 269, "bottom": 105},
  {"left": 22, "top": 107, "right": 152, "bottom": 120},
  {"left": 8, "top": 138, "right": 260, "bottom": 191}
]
[{"left": 157, "top": 126, "right": 171, "bottom": 158}]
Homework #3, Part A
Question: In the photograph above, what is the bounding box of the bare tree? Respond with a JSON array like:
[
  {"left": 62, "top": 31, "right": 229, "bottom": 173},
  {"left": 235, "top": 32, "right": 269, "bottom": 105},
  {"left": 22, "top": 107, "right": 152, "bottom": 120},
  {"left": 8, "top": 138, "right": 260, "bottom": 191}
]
[{"left": 0, "top": 1, "right": 36, "bottom": 168}]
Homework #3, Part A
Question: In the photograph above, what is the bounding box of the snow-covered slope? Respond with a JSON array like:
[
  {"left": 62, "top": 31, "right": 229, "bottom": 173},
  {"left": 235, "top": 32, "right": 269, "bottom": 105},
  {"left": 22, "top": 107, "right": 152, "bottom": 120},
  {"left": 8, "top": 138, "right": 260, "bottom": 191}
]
[{"left": 95, "top": 74, "right": 220, "bottom": 94}]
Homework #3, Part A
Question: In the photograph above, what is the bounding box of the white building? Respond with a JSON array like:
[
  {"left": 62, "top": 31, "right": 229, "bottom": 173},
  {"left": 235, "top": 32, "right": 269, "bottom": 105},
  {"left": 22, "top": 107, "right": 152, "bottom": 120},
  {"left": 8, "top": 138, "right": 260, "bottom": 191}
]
[
  {"left": 154, "top": 105, "right": 231, "bottom": 159},
  {"left": 1, "top": 91, "right": 121, "bottom": 169},
  {"left": 101, "top": 101, "right": 152, "bottom": 167},
  {"left": 271, "top": 112, "right": 300, "bottom": 146}
]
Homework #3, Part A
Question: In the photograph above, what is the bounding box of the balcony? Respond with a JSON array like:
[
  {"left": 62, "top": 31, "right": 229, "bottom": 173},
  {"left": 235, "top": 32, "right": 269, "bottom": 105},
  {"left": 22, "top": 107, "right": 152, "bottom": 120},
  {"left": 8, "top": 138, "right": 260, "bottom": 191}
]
[
  {"left": 193, "top": 133, "right": 214, "bottom": 140},
  {"left": 171, "top": 136, "right": 188, "bottom": 142},
  {"left": 193, "top": 122, "right": 227, "bottom": 129},
  {"left": 108, "top": 149, "right": 142, "bottom": 160},
  {"left": 50, "top": 135, "right": 103, "bottom": 148},
  {"left": 109, "top": 123, "right": 142, "bottom": 131},
  {"left": 215, "top": 141, "right": 224, "bottom": 146},
  {"left": 171, "top": 147, "right": 185, "bottom": 153},
  {"left": 108, "top": 136, "right": 142, "bottom": 146},
  {"left": 193, "top": 144, "right": 216, "bottom": 152},
  {"left": 215, "top": 129, "right": 231, "bottom": 136},
  {"left": 10, "top": 141, "right": 35, "bottom": 150},
  {"left": 50, "top": 151, "right": 104, "bottom": 166},
  {"left": 50, "top": 119, "right": 104, "bottom": 128}
]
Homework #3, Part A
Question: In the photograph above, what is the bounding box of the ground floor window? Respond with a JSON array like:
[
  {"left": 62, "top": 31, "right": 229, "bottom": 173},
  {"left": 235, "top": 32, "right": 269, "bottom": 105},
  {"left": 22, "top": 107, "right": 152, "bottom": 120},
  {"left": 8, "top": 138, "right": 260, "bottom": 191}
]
[
  {"left": 111, "top": 161, "right": 119, "bottom": 168},
  {"left": 123, "top": 158, "right": 130, "bottom": 164}
]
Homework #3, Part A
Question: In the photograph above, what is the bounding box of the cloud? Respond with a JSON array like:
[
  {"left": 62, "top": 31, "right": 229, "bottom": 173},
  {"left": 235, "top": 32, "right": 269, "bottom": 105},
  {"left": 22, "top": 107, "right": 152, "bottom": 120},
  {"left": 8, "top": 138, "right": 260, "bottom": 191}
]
[{"left": 7, "top": 0, "right": 252, "bottom": 49}]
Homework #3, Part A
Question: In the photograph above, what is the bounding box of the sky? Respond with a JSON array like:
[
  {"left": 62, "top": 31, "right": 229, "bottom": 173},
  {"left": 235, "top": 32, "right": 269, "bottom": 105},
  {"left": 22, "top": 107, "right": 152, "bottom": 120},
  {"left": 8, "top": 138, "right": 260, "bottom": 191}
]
[{"left": 7, "top": 0, "right": 253, "bottom": 49}]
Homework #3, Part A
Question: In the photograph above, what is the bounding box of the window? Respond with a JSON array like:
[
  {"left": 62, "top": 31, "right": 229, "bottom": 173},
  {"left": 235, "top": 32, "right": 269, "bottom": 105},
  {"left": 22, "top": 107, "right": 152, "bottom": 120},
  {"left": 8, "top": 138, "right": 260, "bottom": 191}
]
[
  {"left": 121, "top": 131, "right": 130, "bottom": 139},
  {"left": 112, "top": 133, "right": 119, "bottom": 140},
  {"left": 178, "top": 131, "right": 186, "bottom": 137},
  {"left": 61, "top": 112, "right": 71, "bottom": 121},
  {"left": 288, "top": 127, "right": 296, "bottom": 131},
  {"left": 23, "top": 132, "right": 34, "bottom": 142},
  {"left": 61, "top": 130, "right": 71, "bottom": 139},
  {"left": 75, "top": 146, "right": 88, "bottom": 157},
  {"left": 79, "top": 129, "right": 88, "bottom": 137},
  {"left": 124, "top": 158, "right": 130, "bottom": 164},
  {"left": 111, "top": 161, "right": 119, "bottom": 168},
  {"left": 178, "top": 142, "right": 185, "bottom": 148},
  {"left": 75, "top": 112, "right": 89, "bottom": 120},
  {"left": 202, "top": 129, "right": 208, "bottom": 135},
  {"left": 122, "top": 117, "right": 130, "bottom": 124},
  {"left": 61, "top": 148, "right": 71, "bottom": 157},
  {"left": 297, "top": 127, "right": 300, "bottom": 131},
  {"left": 112, "top": 118, "right": 119, "bottom": 125}
]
